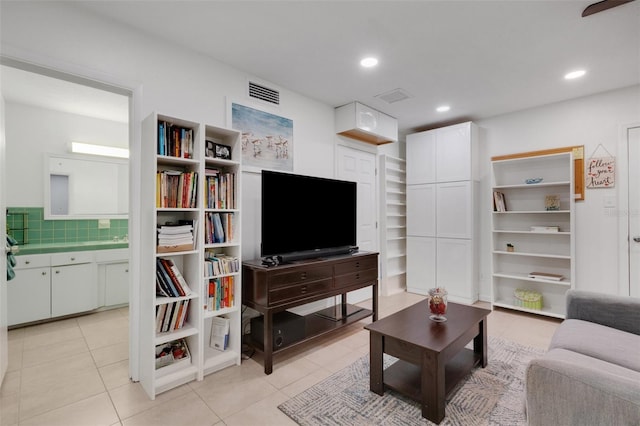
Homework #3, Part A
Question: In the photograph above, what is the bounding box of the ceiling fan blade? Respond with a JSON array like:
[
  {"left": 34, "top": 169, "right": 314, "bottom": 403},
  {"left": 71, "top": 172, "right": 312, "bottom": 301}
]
[{"left": 582, "top": 0, "right": 635, "bottom": 17}]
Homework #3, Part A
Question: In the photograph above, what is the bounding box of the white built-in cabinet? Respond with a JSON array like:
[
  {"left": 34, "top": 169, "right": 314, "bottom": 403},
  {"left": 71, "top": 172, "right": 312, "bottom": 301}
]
[
  {"left": 335, "top": 101, "right": 398, "bottom": 145},
  {"left": 491, "top": 152, "right": 575, "bottom": 318},
  {"left": 8, "top": 252, "right": 98, "bottom": 325},
  {"left": 379, "top": 155, "right": 407, "bottom": 295},
  {"left": 405, "top": 121, "right": 479, "bottom": 304},
  {"left": 139, "top": 112, "right": 242, "bottom": 399}
]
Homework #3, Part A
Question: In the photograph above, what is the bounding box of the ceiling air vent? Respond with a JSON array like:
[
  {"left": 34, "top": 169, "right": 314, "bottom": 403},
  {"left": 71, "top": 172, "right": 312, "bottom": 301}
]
[
  {"left": 375, "top": 88, "right": 412, "bottom": 104},
  {"left": 248, "top": 81, "right": 280, "bottom": 105}
]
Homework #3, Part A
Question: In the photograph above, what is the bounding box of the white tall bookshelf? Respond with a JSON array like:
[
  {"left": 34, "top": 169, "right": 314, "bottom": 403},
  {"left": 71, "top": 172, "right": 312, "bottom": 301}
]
[
  {"left": 491, "top": 152, "right": 575, "bottom": 318},
  {"left": 140, "top": 113, "right": 242, "bottom": 398},
  {"left": 378, "top": 154, "right": 406, "bottom": 295}
]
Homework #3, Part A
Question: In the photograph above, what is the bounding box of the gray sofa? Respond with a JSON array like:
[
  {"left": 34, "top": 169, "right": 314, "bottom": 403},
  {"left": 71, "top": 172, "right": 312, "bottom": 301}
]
[{"left": 525, "top": 289, "right": 640, "bottom": 426}]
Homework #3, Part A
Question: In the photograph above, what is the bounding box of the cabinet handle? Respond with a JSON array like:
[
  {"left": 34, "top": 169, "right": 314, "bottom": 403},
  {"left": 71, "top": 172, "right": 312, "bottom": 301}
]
[
  {"left": 125, "top": 269, "right": 129, "bottom": 273},
  {"left": 300, "top": 286, "right": 307, "bottom": 293},
  {"left": 70, "top": 257, "right": 76, "bottom": 261},
  {"left": 356, "top": 273, "right": 360, "bottom": 280},
  {"left": 42, "top": 271, "right": 47, "bottom": 276},
  {"left": 25, "top": 260, "right": 31, "bottom": 265},
  {"left": 300, "top": 272, "right": 307, "bottom": 280},
  {"left": 55, "top": 270, "right": 60, "bottom": 274},
  {"left": 633, "top": 237, "right": 640, "bottom": 243}
]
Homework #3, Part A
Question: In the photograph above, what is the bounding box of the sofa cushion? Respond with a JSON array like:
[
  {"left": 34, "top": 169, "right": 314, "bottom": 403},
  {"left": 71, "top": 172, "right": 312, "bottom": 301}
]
[
  {"left": 549, "top": 319, "right": 640, "bottom": 372},
  {"left": 526, "top": 348, "right": 640, "bottom": 426}
]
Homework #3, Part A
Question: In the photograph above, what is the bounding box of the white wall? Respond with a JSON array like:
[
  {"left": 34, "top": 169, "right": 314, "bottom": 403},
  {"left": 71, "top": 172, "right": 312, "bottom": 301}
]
[
  {"left": 2, "top": 2, "right": 637, "bottom": 302},
  {"left": 477, "top": 85, "right": 640, "bottom": 299},
  {"left": 0, "top": 1, "right": 354, "bottom": 262},
  {"left": 5, "top": 102, "right": 127, "bottom": 207}
]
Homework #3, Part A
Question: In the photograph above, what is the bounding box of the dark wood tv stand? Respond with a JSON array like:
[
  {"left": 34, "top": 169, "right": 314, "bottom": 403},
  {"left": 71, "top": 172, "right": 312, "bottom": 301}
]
[{"left": 242, "top": 251, "right": 379, "bottom": 374}]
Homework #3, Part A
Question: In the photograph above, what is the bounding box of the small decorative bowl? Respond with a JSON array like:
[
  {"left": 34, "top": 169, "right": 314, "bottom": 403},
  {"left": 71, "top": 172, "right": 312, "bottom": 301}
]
[{"left": 525, "top": 177, "right": 543, "bottom": 184}]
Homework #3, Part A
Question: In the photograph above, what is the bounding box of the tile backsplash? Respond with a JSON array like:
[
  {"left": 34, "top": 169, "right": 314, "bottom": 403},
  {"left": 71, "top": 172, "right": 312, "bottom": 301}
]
[{"left": 6, "top": 207, "right": 128, "bottom": 245}]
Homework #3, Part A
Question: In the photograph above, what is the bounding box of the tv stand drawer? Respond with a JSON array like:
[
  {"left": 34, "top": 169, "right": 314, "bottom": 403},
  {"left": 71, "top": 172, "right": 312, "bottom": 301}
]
[
  {"left": 269, "top": 278, "right": 333, "bottom": 305},
  {"left": 269, "top": 266, "right": 333, "bottom": 288},
  {"left": 334, "top": 256, "right": 378, "bottom": 276},
  {"left": 334, "top": 268, "right": 378, "bottom": 289}
]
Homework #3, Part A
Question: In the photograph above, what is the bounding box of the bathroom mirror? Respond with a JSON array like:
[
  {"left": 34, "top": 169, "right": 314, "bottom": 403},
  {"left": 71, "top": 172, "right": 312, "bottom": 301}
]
[{"left": 44, "top": 153, "right": 128, "bottom": 219}]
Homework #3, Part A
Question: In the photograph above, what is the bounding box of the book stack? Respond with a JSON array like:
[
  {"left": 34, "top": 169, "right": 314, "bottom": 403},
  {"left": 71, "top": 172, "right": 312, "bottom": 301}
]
[
  {"left": 209, "top": 316, "right": 230, "bottom": 351},
  {"left": 206, "top": 276, "right": 234, "bottom": 311},
  {"left": 155, "top": 300, "right": 190, "bottom": 333},
  {"left": 204, "top": 251, "right": 239, "bottom": 276},
  {"left": 156, "top": 258, "right": 192, "bottom": 297},
  {"left": 157, "top": 223, "right": 195, "bottom": 253},
  {"left": 528, "top": 271, "right": 564, "bottom": 281}
]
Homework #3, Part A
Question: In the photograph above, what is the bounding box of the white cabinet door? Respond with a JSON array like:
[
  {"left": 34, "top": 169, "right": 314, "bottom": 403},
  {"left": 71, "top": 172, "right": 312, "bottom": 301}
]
[
  {"left": 406, "top": 236, "right": 436, "bottom": 295},
  {"left": 406, "top": 184, "right": 436, "bottom": 237},
  {"left": 437, "top": 238, "right": 474, "bottom": 303},
  {"left": 7, "top": 267, "right": 51, "bottom": 325},
  {"left": 435, "top": 123, "right": 471, "bottom": 182},
  {"left": 436, "top": 181, "right": 472, "bottom": 239},
  {"left": 105, "top": 262, "right": 129, "bottom": 306},
  {"left": 406, "top": 131, "right": 436, "bottom": 184},
  {"left": 51, "top": 263, "right": 97, "bottom": 317}
]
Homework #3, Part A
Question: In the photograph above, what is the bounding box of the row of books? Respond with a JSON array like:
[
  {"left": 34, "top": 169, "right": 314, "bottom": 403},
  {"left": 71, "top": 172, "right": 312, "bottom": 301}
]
[
  {"left": 205, "top": 169, "right": 236, "bottom": 209},
  {"left": 204, "top": 252, "right": 240, "bottom": 277},
  {"left": 156, "top": 257, "right": 192, "bottom": 297},
  {"left": 206, "top": 276, "right": 234, "bottom": 312},
  {"left": 158, "top": 120, "right": 194, "bottom": 159},
  {"left": 156, "top": 300, "right": 189, "bottom": 333},
  {"left": 157, "top": 170, "right": 198, "bottom": 208},
  {"left": 204, "top": 212, "right": 234, "bottom": 244},
  {"left": 157, "top": 223, "right": 195, "bottom": 253}
]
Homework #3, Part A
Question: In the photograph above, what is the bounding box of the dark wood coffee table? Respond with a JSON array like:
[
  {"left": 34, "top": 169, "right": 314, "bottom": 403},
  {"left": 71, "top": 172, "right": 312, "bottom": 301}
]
[{"left": 364, "top": 300, "right": 490, "bottom": 424}]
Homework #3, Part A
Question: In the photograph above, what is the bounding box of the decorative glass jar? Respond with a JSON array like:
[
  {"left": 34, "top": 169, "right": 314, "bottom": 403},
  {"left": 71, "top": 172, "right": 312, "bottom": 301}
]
[{"left": 428, "top": 287, "right": 448, "bottom": 322}]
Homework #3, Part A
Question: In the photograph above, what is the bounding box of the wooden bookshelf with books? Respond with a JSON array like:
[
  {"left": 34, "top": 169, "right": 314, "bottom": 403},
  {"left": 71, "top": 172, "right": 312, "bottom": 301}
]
[{"left": 140, "top": 112, "right": 242, "bottom": 399}]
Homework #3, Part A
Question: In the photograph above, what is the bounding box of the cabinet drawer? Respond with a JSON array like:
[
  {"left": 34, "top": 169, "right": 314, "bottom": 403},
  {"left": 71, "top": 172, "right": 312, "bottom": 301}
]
[
  {"left": 269, "top": 266, "right": 332, "bottom": 288},
  {"left": 51, "top": 251, "right": 93, "bottom": 266},
  {"left": 334, "top": 268, "right": 378, "bottom": 289},
  {"left": 14, "top": 254, "right": 50, "bottom": 269},
  {"left": 334, "top": 256, "right": 377, "bottom": 276},
  {"left": 269, "top": 278, "right": 332, "bottom": 305}
]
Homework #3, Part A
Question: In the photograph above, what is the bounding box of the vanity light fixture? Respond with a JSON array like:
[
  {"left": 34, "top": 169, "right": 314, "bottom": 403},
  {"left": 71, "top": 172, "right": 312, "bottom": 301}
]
[
  {"left": 564, "top": 69, "right": 586, "bottom": 80},
  {"left": 71, "top": 141, "right": 129, "bottom": 158},
  {"left": 360, "top": 57, "right": 379, "bottom": 68},
  {"left": 436, "top": 105, "right": 451, "bottom": 112}
]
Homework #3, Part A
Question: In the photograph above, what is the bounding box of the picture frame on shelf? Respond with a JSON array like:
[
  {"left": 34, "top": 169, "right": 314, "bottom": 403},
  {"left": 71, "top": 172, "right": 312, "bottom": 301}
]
[
  {"left": 205, "top": 140, "right": 215, "bottom": 158},
  {"left": 214, "top": 143, "right": 232, "bottom": 160}
]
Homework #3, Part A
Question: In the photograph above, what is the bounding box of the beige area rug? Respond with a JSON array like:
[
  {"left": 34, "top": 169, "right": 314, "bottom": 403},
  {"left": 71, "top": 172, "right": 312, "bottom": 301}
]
[{"left": 278, "top": 337, "right": 544, "bottom": 425}]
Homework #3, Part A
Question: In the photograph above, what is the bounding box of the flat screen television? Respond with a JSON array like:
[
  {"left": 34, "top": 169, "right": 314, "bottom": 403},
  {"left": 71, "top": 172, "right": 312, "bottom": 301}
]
[{"left": 261, "top": 170, "right": 357, "bottom": 262}]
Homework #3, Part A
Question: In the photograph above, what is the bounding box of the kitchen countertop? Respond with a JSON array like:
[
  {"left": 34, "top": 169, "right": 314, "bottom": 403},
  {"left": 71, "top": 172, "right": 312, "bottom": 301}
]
[{"left": 15, "top": 240, "right": 129, "bottom": 255}]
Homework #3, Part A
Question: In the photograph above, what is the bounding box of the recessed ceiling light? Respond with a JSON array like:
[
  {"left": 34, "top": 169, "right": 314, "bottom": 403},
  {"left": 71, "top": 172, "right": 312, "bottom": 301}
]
[
  {"left": 360, "top": 57, "right": 378, "bottom": 68},
  {"left": 564, "top": 69, "right": 586, "bottom": 80},
  {"left": 436, "top": 105, "right": 451, "bottom": 112}
]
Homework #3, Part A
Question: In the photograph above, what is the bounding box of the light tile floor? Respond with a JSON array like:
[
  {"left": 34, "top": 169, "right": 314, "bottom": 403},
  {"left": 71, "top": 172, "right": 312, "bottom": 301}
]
[{"left": 0, "top": 292, "right": 561, "bottom": 425}]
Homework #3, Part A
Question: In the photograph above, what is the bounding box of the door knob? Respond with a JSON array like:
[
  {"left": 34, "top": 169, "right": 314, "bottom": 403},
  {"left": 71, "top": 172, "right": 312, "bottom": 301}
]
[{"left": 633, "top": 237, "right": 640, "bottom": 243}]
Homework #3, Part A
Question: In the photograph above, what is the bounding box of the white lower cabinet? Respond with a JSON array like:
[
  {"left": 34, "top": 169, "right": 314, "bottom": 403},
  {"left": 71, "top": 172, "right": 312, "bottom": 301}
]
[
  {"left": 436, "top": 238, "right": 475, "bottom": 303},
  {"left": 51, "top": 263, "right": 97, "bottom": 317},
  {"left": 104, "top": 262, "right": 129, "bottom": 306},
  {"left": 7, "top": 266, "right": 51, "bottom": 325},
  {"left": 8, "top": 249, "right": 127, "bottom": 326}
]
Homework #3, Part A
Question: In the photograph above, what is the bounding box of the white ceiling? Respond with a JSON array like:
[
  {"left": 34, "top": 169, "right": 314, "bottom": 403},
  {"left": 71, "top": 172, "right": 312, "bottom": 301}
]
[{"left": 3, "top": 1, "right": 640, "bottom": 136}]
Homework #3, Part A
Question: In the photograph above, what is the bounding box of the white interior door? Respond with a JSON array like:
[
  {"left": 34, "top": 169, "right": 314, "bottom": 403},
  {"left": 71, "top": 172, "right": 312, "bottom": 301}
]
[
  {"left": 628, "top": 126, "right": 640, "bottom": 297},
  {"left": 337, "top": 145, "right": 378, "bottom": 303},
  {"left": 0, "top": 94, "right": 8, "bottom": 385}
]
